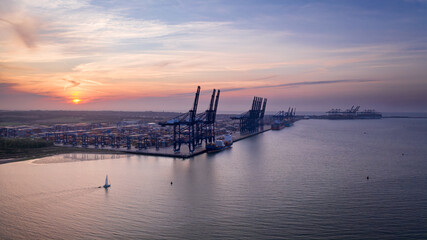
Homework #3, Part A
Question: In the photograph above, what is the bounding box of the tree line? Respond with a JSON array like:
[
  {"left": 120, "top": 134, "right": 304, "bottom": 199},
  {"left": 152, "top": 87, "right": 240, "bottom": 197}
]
[{"left": 0, "top": 138, "right": 53, "bottom": 149}]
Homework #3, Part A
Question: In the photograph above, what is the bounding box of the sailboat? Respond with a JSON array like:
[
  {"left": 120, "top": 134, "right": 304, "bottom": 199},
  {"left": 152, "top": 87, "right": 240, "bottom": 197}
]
[{"left": 103, "top": 175, "right": 111, "bottom": 188}]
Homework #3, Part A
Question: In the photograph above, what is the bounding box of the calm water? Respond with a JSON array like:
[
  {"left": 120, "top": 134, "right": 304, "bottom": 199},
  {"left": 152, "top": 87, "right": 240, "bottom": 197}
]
[{"left": 0, "top": 119, "right": 426, "bottom": 239}]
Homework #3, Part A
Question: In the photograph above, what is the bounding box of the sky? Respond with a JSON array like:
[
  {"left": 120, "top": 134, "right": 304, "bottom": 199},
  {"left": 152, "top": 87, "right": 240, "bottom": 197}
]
[{"left": 0, "top": 0, "right": 426, "bottom": 113}]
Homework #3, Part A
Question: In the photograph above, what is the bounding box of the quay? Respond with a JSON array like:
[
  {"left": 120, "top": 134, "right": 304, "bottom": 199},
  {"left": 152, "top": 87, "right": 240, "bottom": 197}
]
[{"left": 55, "top": 126, "right": 273, "bottom": 159}]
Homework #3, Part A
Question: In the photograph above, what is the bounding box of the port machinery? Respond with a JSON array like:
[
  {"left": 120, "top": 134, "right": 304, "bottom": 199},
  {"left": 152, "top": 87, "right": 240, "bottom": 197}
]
[
  {"left": 273, "top": 107, "right": 296, "bottom": 122},
  {"left": 195, "top": 88, "right": 220, "bottom": 147},
  {"left": 231, "top": 97, "right": 267, "bottom": 134},
  {"left": 327, "top": 105, "right": 360, "bottom": 119},
  {"left": 39, "top": 87, "right": 219, "bottom": 153},
  {"left": 326, "top": 105, "right": 382, "bottom": 119},
  {"left": 271, "top": 107, "right": 296, "bottom": 130},
  {"left": 159, "top": 86, "right": 220, "bottom": 153}
]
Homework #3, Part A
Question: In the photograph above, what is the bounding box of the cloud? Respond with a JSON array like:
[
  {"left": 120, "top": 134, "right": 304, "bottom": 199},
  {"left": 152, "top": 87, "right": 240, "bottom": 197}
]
[
  {"left": 0, "top": 17, "right": 39, "bottom": 48},
  {"left": 221, "top": 79, "right": 376, "bottom": 93},
  {"left": 62, "top": 76, "right": 104, "bottom": 90},
  {"left": 172, "top": 79, "right": 376, "bottom": 96},
  {"left": 63, "top": 77, "right": 80, "bottom": 90},
  {"left": 0, "top": 82, "right": 17, "bottom": 88},
  {"left": 0, "top": 0, "right": 425, "bottom": 112}
]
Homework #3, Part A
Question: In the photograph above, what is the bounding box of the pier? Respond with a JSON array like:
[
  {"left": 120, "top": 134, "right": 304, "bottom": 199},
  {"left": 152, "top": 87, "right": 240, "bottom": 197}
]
[{"left": 55, "top": 126, "right": 272, "bottom": 159}]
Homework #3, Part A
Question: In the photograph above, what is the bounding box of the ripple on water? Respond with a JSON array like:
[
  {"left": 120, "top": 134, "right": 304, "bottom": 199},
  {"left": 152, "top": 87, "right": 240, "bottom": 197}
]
[{"left": 0, "top": 119, "right": 426, "bottom": 239}]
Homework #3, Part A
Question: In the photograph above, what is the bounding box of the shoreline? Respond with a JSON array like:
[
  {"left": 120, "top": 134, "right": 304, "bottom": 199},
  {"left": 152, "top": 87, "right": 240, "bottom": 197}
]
[
  {"left": 3, "top": 116, "right": 421, "bottom": 165},
  {"left": 0, "top": 146, "right": 124, "bottom": 165},
  {"left": 0, "top": 128, "right": 273, "bottom": 164}
]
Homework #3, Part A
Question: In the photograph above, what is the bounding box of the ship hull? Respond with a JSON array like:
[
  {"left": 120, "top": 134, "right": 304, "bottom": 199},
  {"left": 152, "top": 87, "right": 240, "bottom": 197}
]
[
  {"left": 271, "top": 124, "right": 285, "bottom": 130},
  {"left": 206, "top": 145, "right": 232, "bottom": 153},
  {"left": 271, "top": 120, "right": 293, "bottom": 130}
]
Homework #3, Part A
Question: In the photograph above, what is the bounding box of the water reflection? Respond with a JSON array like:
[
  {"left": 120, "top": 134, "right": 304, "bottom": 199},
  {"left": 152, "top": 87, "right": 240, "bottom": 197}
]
[{"left": 32, "top": 153, "right": 129, "bottom": 164}]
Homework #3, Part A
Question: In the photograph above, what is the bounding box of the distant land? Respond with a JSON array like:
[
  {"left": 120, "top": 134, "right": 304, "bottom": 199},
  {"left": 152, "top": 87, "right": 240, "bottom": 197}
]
[
  {"left": 0, "top": 110, "right": 181, "bottom": 126},
  {"left": 0, "top": 110, "right": 425, "bottom": 127}
]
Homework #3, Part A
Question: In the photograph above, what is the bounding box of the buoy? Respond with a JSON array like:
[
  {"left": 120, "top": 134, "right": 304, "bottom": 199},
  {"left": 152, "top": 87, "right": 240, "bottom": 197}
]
[
  {"left": 171, "top": 181, "right": 173, "bottom": 185},
  {"left": 367, "top": 176, "right": 369, "bottom": 180},
  {"left": 402, "top": 153, "right": 404, "bottom": 156}
]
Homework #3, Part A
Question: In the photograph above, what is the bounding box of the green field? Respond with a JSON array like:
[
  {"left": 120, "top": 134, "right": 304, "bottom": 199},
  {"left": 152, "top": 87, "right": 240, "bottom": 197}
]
[{"left": 0, "top": 110, "right": 180, "bottom": 126}]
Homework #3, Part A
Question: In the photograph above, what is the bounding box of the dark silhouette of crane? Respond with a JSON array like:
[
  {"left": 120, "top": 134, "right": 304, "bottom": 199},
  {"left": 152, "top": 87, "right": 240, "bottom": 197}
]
[
  {"left": 195, "top": 89, "right": 220, "bottom": 147},
  {"left": 231, "top": 96, "right": 267, "bottom": 134},
  {"left": 159, "top": 86, "right": 220, "bottom": 153}
]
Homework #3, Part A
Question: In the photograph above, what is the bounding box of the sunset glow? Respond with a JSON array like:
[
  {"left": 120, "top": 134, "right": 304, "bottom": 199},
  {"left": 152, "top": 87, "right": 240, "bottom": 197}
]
[{"left": 0, "top": 0, "right": 426, "bottom": 112}]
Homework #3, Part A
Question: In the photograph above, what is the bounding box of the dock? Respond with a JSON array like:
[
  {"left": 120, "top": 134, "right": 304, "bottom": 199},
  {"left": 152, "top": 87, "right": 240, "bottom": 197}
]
[{"left": 56, "top": 126, "right": 272, "bottom": 159}]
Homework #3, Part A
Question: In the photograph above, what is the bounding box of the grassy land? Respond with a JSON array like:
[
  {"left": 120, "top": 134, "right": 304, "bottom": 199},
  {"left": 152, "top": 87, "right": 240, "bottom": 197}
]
[
  {"left": 0, "top": 137, "right": 53, "bottom": 149},
  {"left": 0, "top": 137, "right": 117, "bottom": 164},
  {"left": 0, "top": 110, "right": 179, "bottom": 126}
]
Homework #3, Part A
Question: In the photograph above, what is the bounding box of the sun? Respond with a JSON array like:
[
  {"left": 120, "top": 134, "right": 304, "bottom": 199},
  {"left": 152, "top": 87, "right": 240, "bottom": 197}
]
[{"left": 72, "top": 98, "right": 81, "bottom": 104}]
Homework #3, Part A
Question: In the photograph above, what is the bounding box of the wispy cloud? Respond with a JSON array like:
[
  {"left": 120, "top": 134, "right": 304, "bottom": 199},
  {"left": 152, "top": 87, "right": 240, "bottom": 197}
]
[
  {"left": 173, "top": 79, "right": 376, "bottom": 96},
  {"left": 63, "top": 77, "right": 80, "bottom": 90},
  {"left": 0, "top": 17, "right": 39, "bottom": 48},
  {"left": 221, "top": 79, "right": 376, "bottom": 92}
]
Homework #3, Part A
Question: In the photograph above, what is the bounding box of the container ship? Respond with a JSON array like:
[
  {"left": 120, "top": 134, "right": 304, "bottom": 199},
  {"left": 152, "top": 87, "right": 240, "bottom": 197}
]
[
  {"left": 271, "top": 120, "right": 293, "bottom": 130},
  {"left": 271, "top": 108, "right": 295, "bottom": 130},
  {"left": 206, "top": 134, "right": 233, "bottom": 153}
]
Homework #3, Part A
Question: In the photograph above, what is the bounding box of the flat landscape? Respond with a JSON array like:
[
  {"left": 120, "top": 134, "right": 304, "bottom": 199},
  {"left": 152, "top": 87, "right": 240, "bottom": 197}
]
[{"left": 0, "top": 110, "right": 179, "bottom": 126}]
